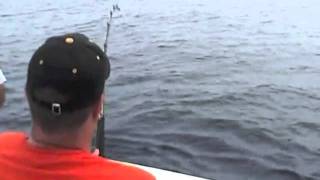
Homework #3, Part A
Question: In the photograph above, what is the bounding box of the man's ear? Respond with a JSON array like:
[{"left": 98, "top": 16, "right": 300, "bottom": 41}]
[
  {"left": 0, "top": 84, "right": 5, "bottom": 107},
  {"left": 92, "top": 94, "right": 104, "bottom": 122}
]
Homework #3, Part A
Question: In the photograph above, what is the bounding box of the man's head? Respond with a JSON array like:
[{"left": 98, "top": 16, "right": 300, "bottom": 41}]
[{"left": 26, "top": 33, "right": 110, "bottom": 135}]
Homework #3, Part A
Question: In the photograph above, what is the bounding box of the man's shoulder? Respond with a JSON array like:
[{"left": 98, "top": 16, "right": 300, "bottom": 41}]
[
  {"left": 0, "top": 132, "right": 25, "bottom": 141},
  {"left": 0, "top": 131, "right": 26, "bottom": 150},
  {"left": 93, "top": 158, "right": 155, "bottom": 180}
]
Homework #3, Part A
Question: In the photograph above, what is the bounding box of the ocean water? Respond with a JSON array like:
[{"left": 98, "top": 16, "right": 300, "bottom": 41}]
[{"left": 1, "top": 0, "right": 320, "bottom": 179}]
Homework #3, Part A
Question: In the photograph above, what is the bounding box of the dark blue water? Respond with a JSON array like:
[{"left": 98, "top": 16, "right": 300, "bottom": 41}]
[{"left": 1, "top": 0, "right": 320, "bottom": 179}]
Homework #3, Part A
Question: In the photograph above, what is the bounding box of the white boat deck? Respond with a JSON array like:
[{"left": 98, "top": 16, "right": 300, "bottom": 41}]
[{"left": 122, "top": 162, "right": 210, "bottom": 180}]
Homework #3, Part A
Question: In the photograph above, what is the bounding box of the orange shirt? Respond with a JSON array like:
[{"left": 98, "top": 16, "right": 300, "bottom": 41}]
[{"left": 0, "top": 132, "right": 155, "bottom": 180}]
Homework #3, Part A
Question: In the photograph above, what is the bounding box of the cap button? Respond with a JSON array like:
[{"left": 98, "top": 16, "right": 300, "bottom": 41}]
[
  {"left": 96, "top": 55, "right": 100, "bottom": 61},
  {"left": 65, "top": 37, "right": 74, "bottom": 44},
  {"left": 39, "top": 59, "right": 44, "bottom": 65}
]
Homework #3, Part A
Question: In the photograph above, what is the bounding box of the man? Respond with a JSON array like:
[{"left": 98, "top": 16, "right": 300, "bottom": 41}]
[
  {"left": 0, "top": 33, "right": 155, "bottom": 180},
  {"left": 0, "top": 68, "right": 5, "bottom": 107}
]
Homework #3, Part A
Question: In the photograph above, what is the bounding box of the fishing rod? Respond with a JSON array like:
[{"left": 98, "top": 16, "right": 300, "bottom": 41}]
[
  {"left": 104, "top": 4, "right": 120, "bottom": 53},
  {"left": 96, "top": 4, "right": 120, "bottom": 157}
]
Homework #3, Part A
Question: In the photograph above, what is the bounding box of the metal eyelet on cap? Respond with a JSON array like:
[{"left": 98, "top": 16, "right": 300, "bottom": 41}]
[
  {"left": 96, "top": 55, "right": 100, "bottom": 61},
  {"left": 72, "top": 68, "right": 78, "bottom": 74},
  {"left": 65, "top": 37, "right": 74, "bottom": 44},
  {"left": 39, "top": 59, "right": 44, "bottom": 65}
]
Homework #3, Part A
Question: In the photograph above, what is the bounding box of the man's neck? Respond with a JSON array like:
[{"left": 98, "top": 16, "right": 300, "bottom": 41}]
[{"left": 29, "top": 125, "right": 92, "bottom": 152}]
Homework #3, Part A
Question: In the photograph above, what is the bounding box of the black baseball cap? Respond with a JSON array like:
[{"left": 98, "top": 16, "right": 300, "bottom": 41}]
[{"left": 26, "top": 33, "right": 110, "bottom": 115}]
